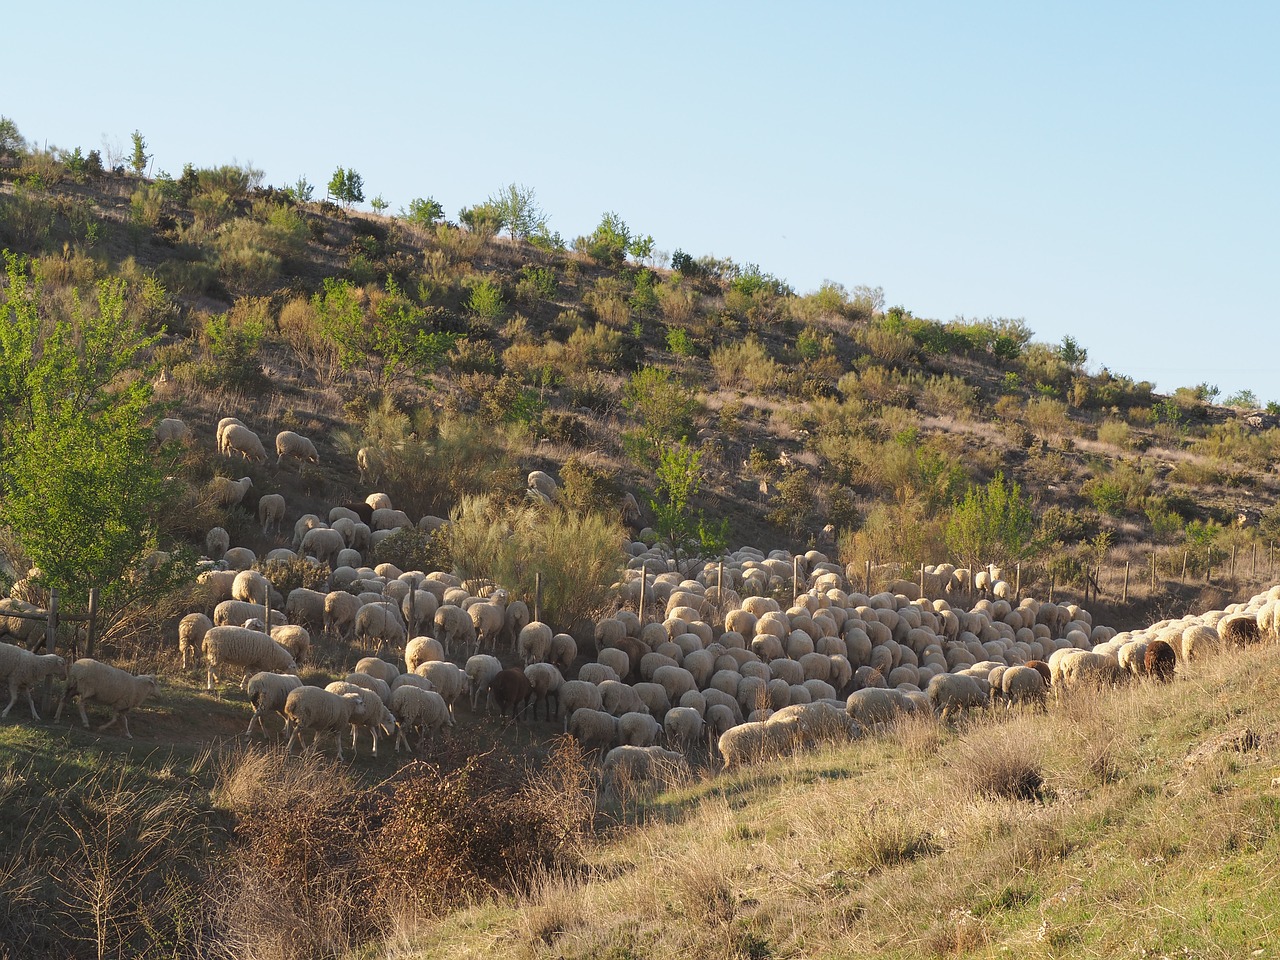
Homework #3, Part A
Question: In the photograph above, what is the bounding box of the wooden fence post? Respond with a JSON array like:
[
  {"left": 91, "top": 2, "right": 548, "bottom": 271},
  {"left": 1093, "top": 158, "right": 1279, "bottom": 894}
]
[
  {"left": 41, "top": 589, "right": 59, "bottom": 716},
  {"left": 1014, "top": 562, "right": 1021, "bottom": 602},
  {"left": 1122, "top": 561, "right": 1130, "bottom": 604},
  {"left": 717, "top": 560, "right": 725, "bottom": 622},
  {"left": 865, "top": 559, "right": 872, "bottom": 596},
  {"left": 1049, "top": 574, "right": 1055, "bottom": 603},
  {"left": 638, "top": 570, "right": 647, "bottom": 625},
  {"left": 1150, "top": 553, "right": 1156, "bottom": 595},
  {"left": 84, "top": 587, "right": 99, "bottom": 659},
  {"left": 793, "top": 555, "right": 800, "bottom": 604},
  {"left": 919, "top": 563, "right": 926, "bottom": 598},
  {"left": 1253, "top": 542, "right": 1258, "bottom": 579},
  {"left": 534, "top": 572, "right": 542, "bottom": 624},
  {"left": 1231, "top": 543, "right": 1238, "bottom": 580},
  {"left": 1182, "top": 551, "right": 1189, "bottom": 582}
]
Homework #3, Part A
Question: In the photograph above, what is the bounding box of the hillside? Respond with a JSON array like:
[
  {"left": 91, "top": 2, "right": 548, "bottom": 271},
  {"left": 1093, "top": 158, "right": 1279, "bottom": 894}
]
[{"left": 2, "top": 138, "right": 1279, "bottom": 624}]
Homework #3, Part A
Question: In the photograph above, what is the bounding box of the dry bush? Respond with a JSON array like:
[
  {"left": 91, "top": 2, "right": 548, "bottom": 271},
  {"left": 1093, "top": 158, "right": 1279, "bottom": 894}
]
[
  {"left": 379, "top": 414, "right": 521, "bottom": 519},
  {"left": 949, "top": 722, "right": 1046, "bottom": 801},
  {"left": 657, "top": 279, "right": 697, "bottom": 324},
  {"left": 213, "top": 740, "right": 594, "bottom": 959},
  {"left": 1096, "top": 417, "right": 1134, "bottom": 450},
  {"left": 709, "top": 335, "right": 779, "bottom": 392},
  {"left": 857, "top": 324, "right": 916, "bottom": 366},
  {"left": 919, "top": 374, "right": 976, "bottom": 418},
  {"left": 445, "top": 496, "right": 625, "bottom": 629},
  {"left": 1024, "top": 396, "right": 1072, "bottom": 440}
]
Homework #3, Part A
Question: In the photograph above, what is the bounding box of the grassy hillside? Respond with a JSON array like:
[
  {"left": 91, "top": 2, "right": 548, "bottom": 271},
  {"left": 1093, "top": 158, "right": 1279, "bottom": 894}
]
[{"left": 1, "top": 134, "right": 1278, "bottom": 627}]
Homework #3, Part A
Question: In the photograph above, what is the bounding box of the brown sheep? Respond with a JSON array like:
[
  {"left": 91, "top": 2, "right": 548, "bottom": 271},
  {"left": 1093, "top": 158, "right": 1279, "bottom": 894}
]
[
  {"left": 1219, "top": 615, "right": 1260, "bottom": 648},
  {"left": 489, "top": 668, "right": 533, "bottom": 720},
  {"left": 1024, "top": 659, "right": 1052, "bottom": 686},
  {"left": 1143, "top": 639, "right": 1177, "bottom": 682}
]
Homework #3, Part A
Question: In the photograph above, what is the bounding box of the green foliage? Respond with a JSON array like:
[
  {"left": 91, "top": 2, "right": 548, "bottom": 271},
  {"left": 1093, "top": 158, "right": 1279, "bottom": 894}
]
[
  {"left": 0, "top": 115, "right": 25, "bottom": 157},
  {"left": 560, "top": 457, "right": 622, "bottom": 515},
  {"left": 286, "top": 175, "right": 314, "bottom": 202},
  {"left": 201, "top": 309, "right": 266, "bottom": 390},
  {"left": 1058, "top": 335, "right": 1087, "bottom": 369},
  {"left": 327, "top": 166, "right": 364, "bottom": 208},
  {"left": 666, "top": 326, "right": 696, "bottom": 357},
  {"left": 370, "top": 195, "right": 388, "bottom": 215},
  {"left": 710, "top": 336, "right": 779, "bottom": 392},
  {"left": 621, "top": 367, "right": 700, "bottom": 463},
  {"left": 129, "top": 130, "right": 149, "bottom": 176},
  {"left": 516, "top": 264, "right": 557, "bottom": 302},
  {"left": 0, "top": 252, "right": 190, "bottom": 624},
  {"left": 1224, "top": 388, "right": 1258, "bottom": 409},
  {"left": 650, "top": 440, "right": 727, "bottom": 565},
  {"left": 766, "top": 469, "right": 813, "bottom": 537},
  {"left": 371, "top": 527, "right": 450, "bottom": 574},
  {"left": 627, "top": 233, "right": 654, "bottom": 262},
  {"left": 670, "top": 249, "right": 697, "bottom": 275},
  {"left": 729, "top": 262, "right": 792, "bottom": 298},
  {"left": 466, "top": 277, "right": 506, "bottom": 320},
  {"left": 487, "top": 183, "right": 546, "bottom": 242},
  {"left": 402, "top": 196, "right": 444, "bottom": 228},
  {"left": 945, "top": 471, "right": 1035, "bottom": 572},
  {"left": 581, "top": 211, "right": 631, "bottom": 266},
  {"left": 447, "top": 496, "right": 625, "bottom": 627},
  {"left": 458, "top": 201, "right": 506, "bottom": 237},
  {"left": 630, "top": 269, "right": 658, "bottom": 316}
]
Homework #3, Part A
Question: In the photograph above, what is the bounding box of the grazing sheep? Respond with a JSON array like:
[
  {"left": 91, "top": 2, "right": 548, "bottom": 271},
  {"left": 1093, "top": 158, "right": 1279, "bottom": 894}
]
[
  {"left": 216, "top": 417, "right": 244, "bottom": 453},
  {"left": 350, "top": 656, "right": 398, "bottom": 686},
  {"left": 270, "top": 625, "right": 311, "bottom": 664},
  {"left": 404, "top": 637, "right": 445, "bottom": 673},
  {"left": 402, "top": 590, "right": 439, "bottom": 637},
  {"left": 54, "top": 659, "right": 158, "bottom": 739},
  {"left": 845, "top": 687, "right": 913, "bottom": 729},
  {"left": 223, "top": 547, "right": 257, "bottom": 571},
  {"left": 213, "top": 600, "right": 285, "bottom": 630},
  {"left": 548, "top": 633, "right": 578, "bottom": 674},
  {"left": 558, "top": 680, "right": 605, "bottom": 729},
  {"left": 599, "top": 679, "right": 647, "bottom": 717},
  {"left": 663, "top": 706, "right": 705, "bottom": 750},
  {"left": 617, "top": 711, "right": 663, "bottom": 746},
  {"left": 0, "top": 642, "right": 66, "bottom": 720},
  {"left": 390, "top": 686, "right": 454, "bottom": 751},
  {"left": 927, "top": 673, "right": 989, "bottom": 720},
  {"left": 324, "top": 591, "right": 362, "bottom": 639},
  {"left": 524, "top": 662, "right": 565, "bottom": 720},
  {"left": 602, "top": 744, "right": 687, "bottom": 786},
  {"left": 1180, "top": 624, "right": 1220, "bottom": 662},
  {"left": 434, "top": 605, "right": 477, "bottom": 656},
  {"left": 490, "top": 667, "right": 533, "bottom": 719},
  {"left": 415, "top": 661, "right": 467, "bottom": 718},
  {"left": 355, "top": 602, "right": 407, "bottom": 651},
  {"left": 285, "top": 588, "right": 327, "bottom": 631},
  {"left": 1144, "top": 639, "right": 1177, "bottom": 682},
  {"left": 154, "top": 417, "right": 190, "bottom": 444},
  {"left": 578, "top": 662, "right": 621, "bottom": 685},
  {"left": 232, "top": 570, "right": 274, "bottom": 606},
  {"left": 222, "top": 424, "right": 268, "bottom": 463},
  {"left": 568, "top": 707, "right": 618, "bottom": 752},
  {"left": 1219, "top": 615, "right": 1260, "bottom": 648},
  {"left": 205, "top": 527, "right": 230, "bottom": 560},
  {"left": 210, "top": 476, "right": 253, "bottom": 509},
  {"left": 718, "top": 720, "right": 795, "bottom": 769},
  {"left": 283, "top": 686, "right": 363, "bottom": 759},
  {"left": 518, "top": 622, "right": 553, "bottom": 665},
  {"left": 527, "top": 470, "right": 559, "bottom": 500},
  {"left": 178, "top": 613, "right": 213, "bottom": 670},
  {"left": 1000, "top": 665, "right": 1047, "bottom": 710},
  {"left": 365, "top": 492, "right": 393, "bottom": 511},
  {"left": 245, "top": 672, "right": 303, "bottom": 735},
  {"left": 465, "top": 654, "right": 503, "bottom": 712},
  {"left": 275, "top": 430, "right": 320, "bottom": 467},
  {"left": 324, "top": 681, "right": 397, "bottom": 757},
  {"left": 203, "top": 625, "right": 297, "bottom": 691},
  {"left": 344, "top": 671, "right": 393, "bottom": 706},
  {"left": 301, "top": 527, "right": 345, "bottom": 567},
  {"left": 1058, "top": 650, "right": 1126, "bottom": 690},
  {"left": 631, "top": 681, "right": 671, "bottom": 717},
  {"left": 651, "top": 664, "right": 697, "bottom": 706},
  {"left": 258, "top": 494, "right": 286, "bottom": 536},
  {"left": 469, "top": 599, "right": 507, "bottom": 652},
  {"left": 357, "top": 447, "right": 383, "bottom": 484}
]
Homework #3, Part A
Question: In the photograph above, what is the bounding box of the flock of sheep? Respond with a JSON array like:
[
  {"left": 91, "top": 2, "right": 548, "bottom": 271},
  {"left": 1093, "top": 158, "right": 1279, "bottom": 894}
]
[{"left": 2, "top": 414, "right": 1277, "bottom": 785}]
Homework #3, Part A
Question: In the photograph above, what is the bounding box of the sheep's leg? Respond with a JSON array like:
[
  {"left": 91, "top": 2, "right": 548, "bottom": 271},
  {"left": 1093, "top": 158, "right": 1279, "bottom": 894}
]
[
  {"left": 1, "top": 679, "right": 21, "bottom": 719},
  {"left": 245, "top": 710, "right": 261, "bottom": 737},
  {"left": 77, "top": 701, "right": 91, "bottom": 729},
  {"left": 285, "top": 724, "right": 299, "bottom": 753},
  {"left": 119, "top": 712, "right": 133, "bottom": 740},
  {"left": 98, "top": 711, "right": 119, "bottom": 732},
  {"left": 24, "top": 685, "right": 40, "bottom": 722}
]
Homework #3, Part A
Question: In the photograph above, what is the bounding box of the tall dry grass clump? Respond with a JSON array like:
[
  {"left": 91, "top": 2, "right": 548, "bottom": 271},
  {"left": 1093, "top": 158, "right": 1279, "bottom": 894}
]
[
  {"left": 212, "top": 739, "right": 595, "bottom": 960},
  {"left": 446, "top": 495, "right": 626, "bottom": 628},
  {"left": 949, "top": 718, "right": 1047, "bottom": 801}
]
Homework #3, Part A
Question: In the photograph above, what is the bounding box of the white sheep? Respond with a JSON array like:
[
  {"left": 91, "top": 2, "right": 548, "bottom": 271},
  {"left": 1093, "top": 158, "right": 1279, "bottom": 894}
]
[
  {"left": 324, "top": 681, "right": 398, "bottom": 757},
  {"left": 355, "top": 656, "right": 401, "bottom": 686},
  {"left": 324, "top": 591, "right": 362, "bottom": 639},
  {"left": 270, "top": 625, "right": 311, "bottom": 664},
  {"left": 203, "top": 625, "right": 298, "bottom": 691},
  {"left": 216, "top": 416, "right": 244, "bottom": 453},
  {"left": 232, "top": 569, "right": 273, "bottom": 606},
  {"left": 344, "top": 671, "right": 393, "bottom": 706},
  {"left": 301, "top": 527, "right": 345, "bottom": 567},
  {"left": 275, "top": 430, "right": 319, "bottom": 467},
  {"left": 285, "top": 588, "right": 327, "bottom": 631},
  {"left": 518, "top": 622, "right": 553, "bottom": 665},
  {"left": 524, "top": 662, "right": 565, "bottom": 720},
  {"left": 415, "top": 660, "right": 467, "bottom": 717},
  {"left": 469, "top": 599, "right": 507, "bottom": 652},
  {"left": 222, "top": 423, "right": 268, "bottom": 462},
  {"left": 213, "top": 600, "right": 285, "bottom": 630},
  {"left": 558, "top": 680, "right": 605, "bottom": 729},
  {"left": 402, "top": 589, "right": 439, "bottom": 637},
  {"left": 283, "top": 686, "right": 363, "bottom": 760},
  {"left": 258, "top": 493, "right": 286, "bottom": 535},
  {"left": 434, "top": 605, "right": 477, "bottom": 656},
  {"left": 617, "top": 711, "right": 663, "bottom": 746},
  {"left": 927, "top": 673, "right": 989, "bottom": 720},
  {"left": 54, "top": 659, "right": 158, "bottom": 739},
  {"left": 390, "top": 686, "right": 454, "bottom": 751},
  {"left": 178, "top": 613, "right": 213, "bottom": 670},
  {"left": 357, "top": 446, "right": 383, "bottom": 483},
  {"left": 663, "top": 705, "right": 705, "bottom": 749},
  {"left": 527, "top": 470, "right": 559, "bottom": 500},
  {"left": 845, "top": 687, "right": 913, "bottom": 729},
  {"left": 365, "top": 492, "right": 393, "bottom": 511},
  {"left": 210, "top": 476, "right": 253, "bottom": 509},
  {"left": 568, "top": 707, "right": 618, "bottom": 752},
  {"left": 355, "top": 601, "right": 407, "bottom": 651},
  {"left": 245, "top": 671, "right": 303, "bottom": 735},
  {"left": 1000, "top": 664, "right": 1047, "bottom": 710},
  {"left": 205, "top": 527, "right": 230, "bottom": 560},
  {"left": 599, "top": 679, "right": 647, "bottom": 717},
  {"left": 465, "top": 654, "right": 503, "bottom": 712},
  {"left": 223, "top": 547, "right": 256, "bottom": 571},
  {"left": 718, "top": 720, "right": 793, "bottom": 769},
  {"left": 0, "top": 642, "right": 66, "bottom": 720},
  {"left": 602, "top": 744, "right": 687, "bottom": 786},
  {"left": 154, "top": 417, "right": 190, "bottom": 444}
]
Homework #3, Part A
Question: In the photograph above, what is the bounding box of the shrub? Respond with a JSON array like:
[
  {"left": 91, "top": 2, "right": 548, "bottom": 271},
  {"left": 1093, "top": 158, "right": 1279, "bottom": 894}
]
[
  {"left": 446, "top": 496, "right": 625, "bottom": 627},
  {"left": 709, "top": 335, "right": 779, "bottom": 392},
  {"left": 466, "top": 276, "right": 505, "bottom": 321},
  {"left": 621, "top": 367, "right": 700, "bottom": 463},
  {"left": 857, "top": 322, "right": 917, "bottom": 367},
  {"left": 371, "top": 526, "right": 450, "bottom": 572},
  {"left": 258, "top": 556, "right": 329, "bottom": 596},
  {"left": 560, "top": 457, "right": 623, "bottom": 515},
  {"left": 1096, "top": 418, "right": 1133, "bottom": 449},
  {"left": 919, "top": 373, "right": 977, "bottom": 418},
  {"left": 951, "top": 725, "right": 1046, "bottom": 801},
  {"left": 1024, "top": 396, "right": 1072, "bottom": 439}
]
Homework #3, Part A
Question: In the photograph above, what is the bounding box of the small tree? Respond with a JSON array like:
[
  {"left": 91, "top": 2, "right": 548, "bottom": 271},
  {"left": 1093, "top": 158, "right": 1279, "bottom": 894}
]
[
  {"left": 1059, "top": 335, "right": 1087, "bottom": 370},
  {"left": 402, "top": 197, "right": 444, "bottom": 228},
  {"left": 288, "top": 175, "right": 315, "bottom": 202},
  {"left": 581, "top": 212, "right": 631, "bottom": 265},
  {"left": 370, "top": 195, "right": 388, "bottom": 215},
  {"left": 328, "top": 166, "right": 365, "bottom": 208},
  {"left": 650, "top": 440, "right": 727, "bottom": 570},
  {"left": 945, "top": 471, "right": 1035, "bottom": 575},
  {"left": 458, "top": 201, "right": 506, "bottom": 237},
  {"left": 621, "top": 367, "right": 700, "bottom": 463},
  {"left": 487, "top": 183, "right": 546, "bottom": 242},
  {"left": 129, "top": 130, "right": 149, "bottom": 176},
  {"left": 0, "top": 116, "right": 25, "bottom": 158}
]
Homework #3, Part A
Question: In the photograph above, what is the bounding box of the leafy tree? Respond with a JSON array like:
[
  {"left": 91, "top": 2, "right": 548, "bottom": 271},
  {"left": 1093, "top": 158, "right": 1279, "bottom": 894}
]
[
  {"left": 1059, "top": 335, "right": 1087, "bottom": 370},
  {"left": 328, "top": 166, "right": 365, "bottom": 208},
  {"left": 621, "top": 367, "right": 700, "bottom": 463},
  {"left": 402, "top": 196, "right": 444, "bottom": 228},
  {"left": 487, "top": 183, "right": 546, "bottom": 242},
  {"left": 288, "top": 175, "right": 315, "bottom": 202},
  {"left": 0, "top": 252, "right": 193, "bottom": 635},
  {"left": 0, "top": 116, "right": 25, "bottom": 158},
  {"left": 465, "top": 277, "right": 505, "bottom": 321},
  {"left": 627, "top": 233, "right": 655, "bottom": 263},
  {"left": 458, "top": 201, "right": 506, "bottom": 236},
  {"left": 670, "top": 249, "right": 698, "bottom": 276},
  {"left": 370, "top": 195, "right": 388, "bottom": 215},
  {"left": 129, "top": 130, "right": 149, "bottom": 176},
  {"left": 650, "top": 440, "right": 727, "bottom": 570},
  {"left": 1223, "top": 388, "right": 1258, "bottom": 409},
  {"left": 581, "top": 212, "right": 631, "bottom": 265},
  {"left": 945, "top": 471, "right": 1036, "bottom": 574}
]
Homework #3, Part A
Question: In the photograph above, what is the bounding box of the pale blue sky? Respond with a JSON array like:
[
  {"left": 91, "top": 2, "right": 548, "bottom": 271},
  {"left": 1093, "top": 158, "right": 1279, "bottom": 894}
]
[{"left": 7, "top": 1, "right": 1276, "bottom": 404}]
